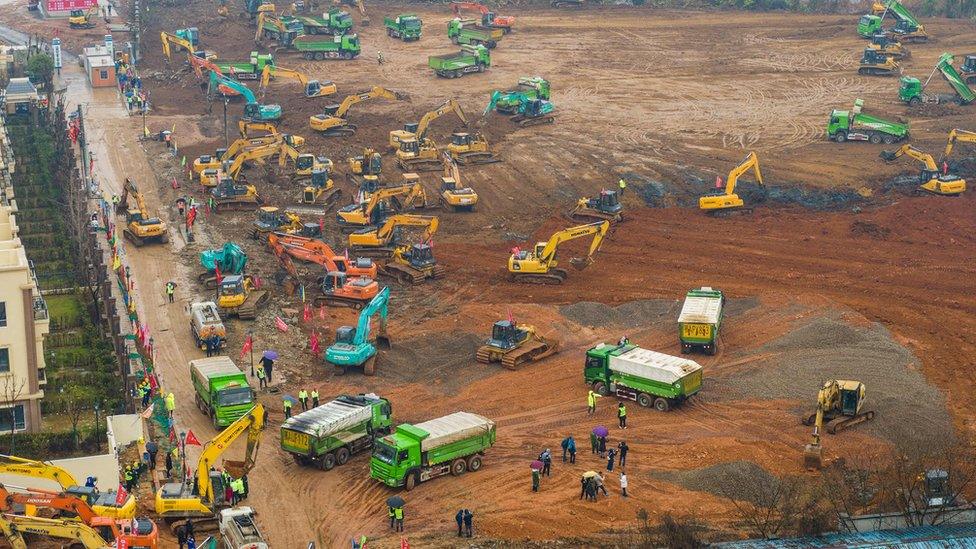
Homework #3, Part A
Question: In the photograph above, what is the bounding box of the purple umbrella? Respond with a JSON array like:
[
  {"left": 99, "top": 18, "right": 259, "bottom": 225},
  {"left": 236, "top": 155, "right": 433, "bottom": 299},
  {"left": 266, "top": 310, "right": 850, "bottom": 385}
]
[
  {"left": 530, "top": 460, "right": 543, "bottom": 471},
  {"left": 262, "top": 350, "right": 279, "bottom": 360},
  {"left": 592, "top": 426, "right": 609, "bottom": 438}
]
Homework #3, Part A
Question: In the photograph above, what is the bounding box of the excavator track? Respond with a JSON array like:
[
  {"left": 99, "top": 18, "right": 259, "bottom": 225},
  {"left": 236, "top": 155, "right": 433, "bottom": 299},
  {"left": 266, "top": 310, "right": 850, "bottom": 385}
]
[
  {"left": 455, "top": 152, "right": 501, "bottom": 165},
  {"left": 236, "top": 290, "right": 270, "bottom": 320},
  {"left": 707, "top": 206, "right": 753, "bottom": 218},
  {"left": 565, "top": 207, "right": 623, "bottom": 224},
  {"left": 351, "top": 245, "right": 396, "bottom": 258},
  {"left": 500, "top": 337, "right": 559, "bottom": 370},
  {"left": 475, "top": 345, "right": 497, "bottom": 364},
  {"left": 312, "top": 294, "right": 368, "bottom": 310},
  {"left": 510, "top": 268, "right": 567, "bottom": 285},
  {"left": 858, "top": 66, "right": 897, "bottom": 76},
  {"left": 396, "top": 158, "right": 442, "bottom": 172},
  {"left": 380, "top": 262, "right": 446, "bottom": 285},
  {"left": 322, "top": 125, "right": 358, "bottom": 137},
  {"left": 513, "top": 114, "right": 555, "bottom": 127},
  {"left": 827, "top": 410, "right": 876, "bottom": 434},
  {"left": 214, "top": 198, "right": 263, "bottom": 211}
]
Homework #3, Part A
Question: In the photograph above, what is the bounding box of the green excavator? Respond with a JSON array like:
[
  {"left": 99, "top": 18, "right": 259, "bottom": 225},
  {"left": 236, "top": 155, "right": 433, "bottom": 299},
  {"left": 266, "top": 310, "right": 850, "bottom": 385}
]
[
  {"left": 198, "top": 242, "right": 248, "bottom": 289},
  {"left": 484, "top": 91, "right": 555, "bottom": 127}
]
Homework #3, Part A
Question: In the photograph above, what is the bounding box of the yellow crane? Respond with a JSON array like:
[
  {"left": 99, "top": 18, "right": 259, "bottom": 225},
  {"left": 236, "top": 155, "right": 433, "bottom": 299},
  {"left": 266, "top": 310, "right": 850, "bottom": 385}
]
[
  {"left": 309, "top": 87, "right": 408, "bottom": 136},
  {"left": 941, "top": 128, "right": 976, "bottom": 162},
  {"left": 439, "top": 152, "right": 478, "bottom": 211},
  {"left": 699, "top": 151, "right": 766, "bottom": 215},
  {"left": 802, "top": 380, "right": 875, "bottom": 469},
  {"left": 880, "top": 145, "right": 966, "bottom": 196},
  {"left": 259, "top": 65, "right": 337, "bottom": 98},
  {"left": 0, "top": 455, "right": 136, "bottom": 520},
  {"left": 508, "top": 221, "right": 610, "bottom": 284},
  {"left": 155, "top": 404, "right": 266, "bottom": 527},
  {"left": 389, "top": 98, "right": 468, "bottom": 151},
  {"left": 117, "top": 180, "right": 168, "bottom": 247},
  {"left": 336, "top": 183, "right": 430, "bottom": 230},
  {"left": 348, "top": 214, "right": 439, "bottom": 256}
]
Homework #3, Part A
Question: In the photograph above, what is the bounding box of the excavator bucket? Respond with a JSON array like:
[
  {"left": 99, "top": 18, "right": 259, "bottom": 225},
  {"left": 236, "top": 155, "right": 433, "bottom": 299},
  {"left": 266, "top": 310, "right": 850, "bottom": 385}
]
[
  {"left": 879, "top": 150, "right": 898, "bottom": 161},
  {"left": 375, "top": 324, "right": 391, "bottom": 350},
  {"left": 223, "top": 459, "right": 247, "bottom": 478},
  {"left": 803, "top": 443, "right": 824, "bottom": 470},
  {"left": 569, "top": 256, "right": 593, "bottom": 270}
]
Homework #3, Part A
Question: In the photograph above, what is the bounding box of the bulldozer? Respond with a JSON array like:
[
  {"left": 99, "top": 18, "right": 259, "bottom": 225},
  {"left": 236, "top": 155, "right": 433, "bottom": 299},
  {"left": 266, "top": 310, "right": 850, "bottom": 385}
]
[
  {"left": 880, "top": 144, "right": 966, "bottom": 196},
  {"left": 251, "top": 206, "right": 317, "bottom": 239},
  {"left": 260, "top": 64, "right": 336, "bottom": 98},
  {"left": 69, "top": 6, "right": 99, "bottom": 29},
  {"left": 567, "top": 189, "right": 623, "bottom": 223},
  {"left": 381, "top": 243, "right": 446, "bottom": 284},
  {"left": 216, "top": 274, "right": 271, "bottom": 319},
  {"left": 439, "top": 152, "right": 478, "bottom": 211},
  {"left": 858, "top": 48, "right": 900, "bottom": 76},
  {"left": 118, "top": 180, "right": 169, "bottom": 247},
  {"left": 348, "top": 214, "right": 439, "bottom": 257},
  {"left": 447, "top": 132, "right": 500, "bottom": 165},
  {"left": 389, "top": 98, "right": 468, "bottom": 152},
  {"left": 508, "top": 221, "right": 609, "bottom": 284},
  {"left": 336, "top": 183, "right": 431, "bottom": 231},
  {"left": 210, "top": 177, "right": 263, "bottom": 210},
  {"left": 395, "top": 136, "right": 442, "bottom": 172},
  {"left": 699, "top": 151, "right": 767, "bottom": 215},
  {"left": 310, "top": 87, "right": 408, "bottom": 136},
  {"left": 476, "top": 320, "right": 559, "bottom": 369},
  {"left": 802, "top": 379, "right": 876, "bottom": 469},
  {"left": 346, "top": 147, "right": 383, "bottom": 190},
  {"left": 868, "top": 33, "right": 909, "bottom": 59}
]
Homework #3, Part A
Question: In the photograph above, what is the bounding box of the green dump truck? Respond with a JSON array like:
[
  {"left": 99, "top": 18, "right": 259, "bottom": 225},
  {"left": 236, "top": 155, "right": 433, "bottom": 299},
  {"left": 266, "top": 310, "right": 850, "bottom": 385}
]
[
  {"left": 447, "top": 18, "right": 504, "bottom": 48},
  {"left": 384, "top": 14, "right": 422, "bottom": 41},
  {"left": 293, "top": 9, "right": 353, "bottom": 35},
  {"left": 190, "top": 356, "right": 256, "bottom": 429},
  {"left": 429, "top": 44, "right": 490, "bottom": 78},
  {"left": 290, "top": 33, "right": 361, "bottom": 60},
  {"left": 584, "top": 343, "right": 703, "bottom": 412},
  {"left": 371, "top": 412, "right": 496, "bottom": 490},
  {"left": 827, "top": 98, "right": 908, "bottom": 144},
  {"left": 899, "top": 53, "right": 976, "bottom": 106},
  {"left": 213, "top": 52, "right": 275, "bottom": 80},
  {"left": 678, "top": 287, "right": 725, "bottom": 355},
  {"left": 281, "top": 393, "right": 393, "bottom": 470}
]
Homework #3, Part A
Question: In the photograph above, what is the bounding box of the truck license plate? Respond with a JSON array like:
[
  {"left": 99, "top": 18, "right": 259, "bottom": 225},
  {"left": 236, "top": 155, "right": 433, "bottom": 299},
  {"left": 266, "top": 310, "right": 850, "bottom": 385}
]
[
  {"left": 682, "top": 323, "right": 711, "bottom": 339},
  {"left": 282, "top": 429, "right": 310, "bottom": 452}
]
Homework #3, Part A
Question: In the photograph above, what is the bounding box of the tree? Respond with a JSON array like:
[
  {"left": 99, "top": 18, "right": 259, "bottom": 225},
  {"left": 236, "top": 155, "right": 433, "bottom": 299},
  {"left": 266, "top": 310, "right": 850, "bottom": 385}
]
[
  {"left": 717, "top": 468, "right": 821, "bottom": 539},
  {"left": 62, "top": 385, "right": 95, "bottom": 450},
  {"left": 26, "top": 53, "right": 54, "bottom": 90},
  {"left": 0, "top": 375, "right": 27, "bottom": 454}
]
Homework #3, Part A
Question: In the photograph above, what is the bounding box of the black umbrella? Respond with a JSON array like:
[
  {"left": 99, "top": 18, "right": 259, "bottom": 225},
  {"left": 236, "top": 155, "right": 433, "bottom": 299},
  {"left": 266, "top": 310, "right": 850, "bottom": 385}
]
[{"left": 386, "top": 495, "right": 405, "bottom": 508}]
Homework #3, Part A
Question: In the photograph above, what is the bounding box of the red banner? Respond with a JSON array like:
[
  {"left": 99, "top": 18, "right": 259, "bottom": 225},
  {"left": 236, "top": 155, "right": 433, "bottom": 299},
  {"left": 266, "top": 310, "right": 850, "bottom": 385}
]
[
  {"left": 115, "top": 484, "right": 128, "bottom": 506},
  {"left": 47, "top": 0, "right": 96, "bottom": 12}
]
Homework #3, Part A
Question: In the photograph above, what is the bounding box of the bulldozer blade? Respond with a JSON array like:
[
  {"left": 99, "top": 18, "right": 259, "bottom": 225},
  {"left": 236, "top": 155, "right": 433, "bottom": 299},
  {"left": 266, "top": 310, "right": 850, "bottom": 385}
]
[
  {"left": 569, "top": 256, "right": 593, "bottom": 270},
  {"left": 803, "top": 443, "right": 824, "bottom": 470}
]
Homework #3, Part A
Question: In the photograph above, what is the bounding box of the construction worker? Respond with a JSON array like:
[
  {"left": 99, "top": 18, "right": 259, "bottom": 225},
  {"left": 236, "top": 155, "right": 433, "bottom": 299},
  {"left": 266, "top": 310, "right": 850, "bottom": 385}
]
[
  {"left": 146, "top": 440, "right": 158, "bottom": 470},
  {"left": 618, "top": 441, "right": 629, "bottom": 467},
  {"left": 587, "top": 389, "right": 601, "bottom": 415},
  {"left": 231, "top": 477, "right": 245, "bottom": 504},
  {"left": 590, "top": 431, "right": 597, "bottom": 454},
  {"left": 311, "top": 389, "right": 319, "bottom": 408},
  {"left": 567, "top": 436, "right": 577, "bottom": 464},
  {"left": 618, "top": 402, "right": 627, "bottom": 429},
  {"left": 463, "top": 509, "right": 473, "bottom": 538},
  {"left": 165, "top": 281, "right": 176, "bottom": 303},
  {"left": 298, "top": 389, "right": 308, "bottom": 411},
  {"left": 388, "top": 506, "right": 396, "bottom": 529},
  {"left": 123, "top": 465, "right": 133, "bottom": 491},
  {"left": 165, "top": 392, "right": 176, "bottom": 419},
  {"left": 393, "top": 505, "right": 404, "bottom": 532},
  {"left": 618, "top": 335, "right": 629, "bottom": 346},
  {"left": 607, "top": 448, "right": 617, "bottom": 472},
  {"left": 620, "top": 469, "right": 628, "bottom": 498},
  {"left": 377, "top": 51, "right": 385, "bottom": 64},
  {"left": 617, "top": 178, "right": 627, "bottom": 196},
  {"left": 455, "top": 509, "right": 464, "bottom": 537},
  {"left": 531, "top": 468, "right": 540, "bottom": 492},
  {"left": 539, "top": 449, "right": 552, "bottom": 477},
  {"left": 256, "top": 366, "right": 267, "bottom": 390},
  {"left": 283, "top": 397, "right": 292, "bottom": 420}
]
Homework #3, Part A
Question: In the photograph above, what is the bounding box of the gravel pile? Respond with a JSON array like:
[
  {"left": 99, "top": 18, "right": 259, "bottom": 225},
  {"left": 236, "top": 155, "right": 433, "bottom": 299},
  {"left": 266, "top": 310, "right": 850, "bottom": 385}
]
[
  {"left": 380, "top": 332, "right": 489, "bottom": 396},
  {"left": 653, "top": 461, "right": 776, "bottom": 500},
  {"left": 559, "top": 299, "right": 678, "bottom": 329}
]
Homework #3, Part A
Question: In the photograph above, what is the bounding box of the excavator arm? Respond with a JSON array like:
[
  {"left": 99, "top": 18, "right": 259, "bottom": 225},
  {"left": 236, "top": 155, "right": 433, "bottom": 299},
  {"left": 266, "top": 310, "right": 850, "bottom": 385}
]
[
  {"left": 537, "top": 221, "right": 609, "bottom": 269},
  {"left": 196, "top": 404, "right": 266, "bottom": 505},
  {"left": 353, "top": 287, "right": 390, "bottom": 346},
  {"left": 942, "top": 128, "right": 976, "bottom": 161},
  {"left": 161, "top": 32, "right": 194, "bottom": 63},
  {"left": 0, "top": 484, "right": 98, "bottom": 523},
  {"left": 4, "top": 514, "right": 110, "bottom": 548},
  {"left": 416, "top": 98, "right": 468, "bottom": 141},
  {"left": 335, "top": 87, "right": 407, "bottom": 118},
  {"left": 725, "top": 151, "right": 763, "bottom": 195},
  {"left": 239, "top": 120, "right": 279, "bottom": 139},
  {"left": 210, "top": 71, "right": 258, "bottom": 104},
  {"left": 0, "top": 455, "right": 79, "bottom": 488},
  {"left": 375, "top": 214, "right": 439, "bottom": 242},
  {"left": 880, "top": 144, "right": 938, "bottom": 171},
  {"left": 452, "top": 1, "right": 490, "bottom": 16}
]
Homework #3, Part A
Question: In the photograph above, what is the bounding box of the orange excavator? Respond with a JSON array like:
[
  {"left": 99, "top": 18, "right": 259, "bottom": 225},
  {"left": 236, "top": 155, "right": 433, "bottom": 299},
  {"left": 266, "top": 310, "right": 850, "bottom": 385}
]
[
  {"left": 267, "top": 232, "right": 377, "bottom": 279},
  {"left": 268, "top": 233, "right": 380, "bottom": 309},
  {"left": 0, "top": 484, "right": 159, "bottom": 548}
]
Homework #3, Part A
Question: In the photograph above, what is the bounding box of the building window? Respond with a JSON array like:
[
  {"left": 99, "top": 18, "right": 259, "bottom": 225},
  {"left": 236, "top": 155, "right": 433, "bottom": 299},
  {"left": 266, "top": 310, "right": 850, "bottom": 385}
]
[
  {"left": 0, "top": 349, "right": 8, "bottom": 373},
  {"left": 0, "top": 405, "right": 26, "bottom": 432},
  {"left": 0, "top": 302, "right": 5, "bottom": 327},
  {"left": 99, "top": 70, "right": 109, "bottom": 80}
]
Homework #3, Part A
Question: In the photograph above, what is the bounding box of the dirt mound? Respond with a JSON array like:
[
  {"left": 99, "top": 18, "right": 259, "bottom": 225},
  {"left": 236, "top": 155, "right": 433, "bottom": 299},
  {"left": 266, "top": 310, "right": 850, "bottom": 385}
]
[
  {"left": 560, "top": 299, "right": 677, "bottom": 329},
  {"left": 850, "top": 219, "right": 891, "bottom": 239},
  {"left": 653, "top": 461, "right": 775, "bottom": 500},
  {"left": 379, "top": 332, "right": 489, "bottom": 395}
]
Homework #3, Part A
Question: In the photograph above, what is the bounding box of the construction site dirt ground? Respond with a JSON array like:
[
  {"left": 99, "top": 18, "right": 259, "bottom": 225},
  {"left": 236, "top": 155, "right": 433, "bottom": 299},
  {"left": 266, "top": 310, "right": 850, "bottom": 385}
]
[{"left": 5, "top": 1, "right": 976, "bottom": 546}]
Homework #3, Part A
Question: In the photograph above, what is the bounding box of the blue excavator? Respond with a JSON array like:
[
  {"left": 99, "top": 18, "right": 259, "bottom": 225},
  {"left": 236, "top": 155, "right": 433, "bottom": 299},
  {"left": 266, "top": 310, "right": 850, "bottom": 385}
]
[
  {"left": 198, "top": 242, "right": 248, "bottom": 289},
  {"left": 484, "top": 91, "right": 554, "bottom": 127},
  {"left": 208, "top": 71, "right": 282, "bottom": 122},
  {"left": 325, "top": 286, "right": 391, "bottom": 376}
]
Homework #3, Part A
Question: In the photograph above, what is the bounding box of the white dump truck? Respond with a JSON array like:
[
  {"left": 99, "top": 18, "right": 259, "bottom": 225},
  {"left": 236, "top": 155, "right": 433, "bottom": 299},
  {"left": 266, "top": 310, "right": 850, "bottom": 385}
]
[
  {"left": 190, "top": 301, "right": 226, "bottom": 350},
  {"left": 219, "top": 507, "right": 268, "bottom": 549}
]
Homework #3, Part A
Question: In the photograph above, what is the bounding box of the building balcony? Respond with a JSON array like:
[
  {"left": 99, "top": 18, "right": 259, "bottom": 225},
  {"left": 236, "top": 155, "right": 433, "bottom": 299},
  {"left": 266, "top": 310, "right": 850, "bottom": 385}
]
[{"left": 32, "top": 295, "right": 47, "bottom": 321}]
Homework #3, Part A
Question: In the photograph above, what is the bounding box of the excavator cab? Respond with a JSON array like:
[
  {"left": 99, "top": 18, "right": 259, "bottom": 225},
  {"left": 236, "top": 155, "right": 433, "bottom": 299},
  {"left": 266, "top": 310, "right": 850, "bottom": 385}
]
[
  {"left": 487, "top": 320, "right": 528, "bottom": 349},
  {"left": 451, "top": 132, "right": 474, "bottom": 148},
  {"left": 962, "top": 55, "right": 976, "bottom": 73},
  {"left": 321, "top": 271, "right": 349, "bottom": 293},
  {"left": 403, "top": 243, "right": 435, "bottom": 269},
  {"left": 588, "top": 190, "right": 621, "bottom": 214},
  {"left": 217, "top": 275, "right": 250, "bottom": 308}
]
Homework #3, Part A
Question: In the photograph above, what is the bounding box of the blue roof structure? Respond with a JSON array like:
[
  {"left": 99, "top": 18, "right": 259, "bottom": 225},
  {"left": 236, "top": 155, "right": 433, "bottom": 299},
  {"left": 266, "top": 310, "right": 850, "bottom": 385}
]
[{"left": 714, "top": 523, "right": 976, "bottom": 548}]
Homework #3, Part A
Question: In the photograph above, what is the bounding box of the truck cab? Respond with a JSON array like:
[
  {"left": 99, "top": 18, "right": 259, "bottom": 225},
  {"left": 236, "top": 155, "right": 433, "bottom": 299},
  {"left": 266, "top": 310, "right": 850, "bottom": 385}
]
[
  {"left": 371, "top": 426, "right": 424, "bottom": 487},
  {"left": 857, "top": 14, "right": 882, "bottom": 37},
  {"left": 826, "top": 109, "right": 850, "bottom": 138}
]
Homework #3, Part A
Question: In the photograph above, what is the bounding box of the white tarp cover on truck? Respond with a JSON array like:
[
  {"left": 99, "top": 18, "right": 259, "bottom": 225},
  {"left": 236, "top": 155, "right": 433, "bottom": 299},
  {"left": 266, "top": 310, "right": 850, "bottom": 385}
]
[
  {"left": 190, "top": 356, "right": 243, "bottom": 378},
  {"left": 611, "top": 347, "right": 702, "bottom": 384},
  {"left": 282, "top": 395, "right": 376, "bottom": 437},
  {"left": 678, "top": 288, "right": 722, "bottom": 324},
  {"left": 416, "top": 411, "right": 494, "bottom": 452}
]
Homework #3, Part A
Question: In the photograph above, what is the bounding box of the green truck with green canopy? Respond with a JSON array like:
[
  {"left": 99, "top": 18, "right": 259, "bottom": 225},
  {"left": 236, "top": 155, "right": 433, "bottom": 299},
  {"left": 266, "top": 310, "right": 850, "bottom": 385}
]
[
  {"left": 858, "top": 0, "right": 927, "bottom": 42},
  {"left": 826, "top": 99, "right": 908, "bottom": 144},
  {"left": 289, "top": 33, "right": 361, "bottom": 60},
  {"left": 678, "top": 287, "right": 725, "bottom": 355},
  {"left": 370, "top": 412, "right": 495, "bottom": 490},
  {"left": 584, "top": 343, "right": 703, "bottom": 412},
  {"left": 292, "top": 9, "right": 353, "bottom": 35},
  {"left": 190, "top": 356, "right": 256, "bottom": 429},
  {"left": 429, "top": 44, "right": 490, "bottom": 78},
  {"left": 213, "top": 52, "right": 275, "bottom": 80},
  {"left": 447, "top": 18, "right": 504, "bottom": 48},
  {"left": 899, "top": 53, "right": 976, "bottom": 105},
  {"left": 281, "top": 393, "right": 392, "bottom": 470},
  {"left": 384, "top": 14, "right": 422, "bottom": 41}
]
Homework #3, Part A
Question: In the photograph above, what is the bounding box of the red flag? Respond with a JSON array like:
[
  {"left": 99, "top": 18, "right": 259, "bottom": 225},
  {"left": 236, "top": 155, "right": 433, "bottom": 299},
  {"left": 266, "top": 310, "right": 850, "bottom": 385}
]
[
  {"left": 303, "top": 304, "right": 311, "bottom": 322},
  {"left": 214, "top": 263, "right": 222, "bottom": 285},
  {"left": 310, "top": 332, "right": 320, "bottom": 356},
  {"left": 239, "top": 335, "right": 253, "bottom": 360},
  {"left": 318, "top": 306, "right": 326, "bottom": 320},
  {"left": 274, "top": 316, "right": 289, "bottom": 332},
  {"left": 168, "top": 427, "right": 176, "bottom": 443},
  {"left": 171, "top": 177, "right": 179, "bottom": 189},
  {"left": 115, "top": 484, "right": 129, "bottom": 506},
  {"left": 318, "top": 217, "right": 324, "bottom": 234},
  {"left": 187, "top": 207, "right": 197, "bottom": 228},
  {"left": 89, "top": 157, "right": 94, "bottom": 174},
  {"left": 507, "top": 308, "right": 515, "bottom": 325},
  {"left": 185, "top": 430, "right": 202, "bottom": 446},
  {"left": 401, "top": 538, "right": 409, "bottom": 549},
  {"left": 344, "top": 248, "right": 349, "bottom": 260}
]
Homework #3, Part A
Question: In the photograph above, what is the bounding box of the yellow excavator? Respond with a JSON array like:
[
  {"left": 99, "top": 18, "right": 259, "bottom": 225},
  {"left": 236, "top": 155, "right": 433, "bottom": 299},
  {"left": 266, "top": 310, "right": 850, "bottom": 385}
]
[
  {"left": 156, "top": 404, "right": 266, "bottom": 531},
  {"left": 389, "top": 98, "right": 468, "bottom": 151},
  {"left": 941, "top": 128, "right": 976, "bottom": 163},
  {"left": 447, "top": 132, "right": 499, "bottom": 165},
  {"left": 69, "top": 6, "right": 99, "bottom": 29},
  {"left": 348, "top": 214, "right": 439, "bottom": 257},
  {"left": 395, "top": 136, "right": 441, "bottom": 171},
  {"left": 117, "top": 180, "right": 168, "bottom": 247},
  {"left": 0, "top": 454, "right": 136, "bottom": 519},
  {"left": 201, "top": 139, "right": 285, "bottom": 186},
  {"left": 699, "top": 151, "right": 767, "bottom": 215},
  {"left": 309, "top": 87, "right": 408, "bottom": 136},
  {"left": 508, "top": 221, "right": 610, "bottom": 284},
  {"left": 346, "top": 147, "right": 383, "bottom": 191},
  {"left": 160, "top": 31, "right": 197, "bottom": 63},
  {"left": 336, "top": 183, "right": 431, "bottom": 230},
  {"left": 439, "top": 152, "right": 478, "bottom": 211},
  {"left": 259, "top": 65, "right": 337, "bottom": 98},
  {"left": 193, "top": 130, "right": 303, "bottom": 175},
  {"left": 880, "top": 145, "right": 966, "bottom": 196},
  {"left": 278, "top": 143, "right": 342, "bottom": 207},
  {"left": 802, "top": 380, "right": 876, "bottom": 469},
  {"left": 0, "top": 514, "right": 117, "bottom": 548}
]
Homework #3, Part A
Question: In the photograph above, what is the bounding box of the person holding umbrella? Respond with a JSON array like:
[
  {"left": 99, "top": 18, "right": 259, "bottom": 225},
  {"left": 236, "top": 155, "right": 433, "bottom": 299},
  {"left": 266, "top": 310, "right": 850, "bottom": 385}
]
[
  {"left": 593, "top": 426, "right": 610, "bottom": 458},
  {"left": 387, "top": 496, "right": 404, "bottom": 530},
  {"left": 260, "top": 351, "right": 277, "bottom": 383}
]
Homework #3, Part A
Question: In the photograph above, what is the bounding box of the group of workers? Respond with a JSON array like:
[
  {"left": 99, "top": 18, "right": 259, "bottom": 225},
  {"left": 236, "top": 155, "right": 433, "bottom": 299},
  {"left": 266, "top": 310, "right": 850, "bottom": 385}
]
[{"left": 284, "top": 388, "right": 321, "bottom": 419}]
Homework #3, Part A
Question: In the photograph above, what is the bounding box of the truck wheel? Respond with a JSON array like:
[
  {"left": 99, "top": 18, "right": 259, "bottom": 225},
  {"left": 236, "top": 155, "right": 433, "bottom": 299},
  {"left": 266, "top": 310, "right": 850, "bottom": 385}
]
[
  {"left": 387, "top": 28, "right": 393, "bottom": 37},
  {"left": 466, "top": 455, "right": 483, "bottom": 472},
  {"left": 315, "top": 52, "right": 325, "bottom": 60},
  {"left": 487, "top": 40, "right": 496, "bottom": 48},
  {"left": 336, "top": 447, "right": 351, "bottom": 465},
  {"left": 451, "top": 37, "right": 459, "bottom": 45},
  {"left": 212, "top": 413, "right": 220, "bottom": 430},
  {"left": 320, "top": 453, "right": 336, "bottom": 470},
  {"left": 869, "top": 133, "right": 882, "bottom": 144},
  {"left": 304, "top": 52, "right": 314, "bottom": 60},
  {"left": 637, "top": 393, "right": 652, "bottom": 408},
  {"left": 909, "top": 96, "right": 921, "bottom": 106},
  {"left": 680, "top": 343, "right": 690, "bottom": 354},
  {"left": 293, "top": 455, "right": 308, "bottom": 466},
  {"left": 883, "top": 134, "right": 896, "bottom": 145},
  {"left": 450, "top": 458, "right": 467, "bottom": 476},
  {"left": 593, "top": 382, "right": 608, "bottom": 396},
  {"left": 834, "top": 131, "right": 847, "bottom": 143},
  {"left": 653, "top": 397, "right": 670, "bottom": 412},
  {"left": 405, "top": 472, "right": 418, "bottom": 491}
]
